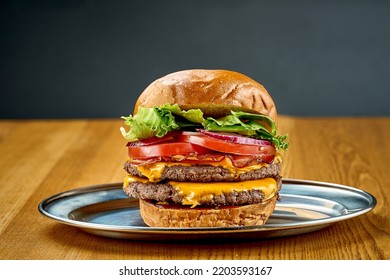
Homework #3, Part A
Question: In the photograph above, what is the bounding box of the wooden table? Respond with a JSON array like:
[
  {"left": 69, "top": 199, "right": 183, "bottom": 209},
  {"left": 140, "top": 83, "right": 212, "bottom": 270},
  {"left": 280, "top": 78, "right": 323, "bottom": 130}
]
[{"left": 0, "top": 116, "right": 389, "bottom": 260}]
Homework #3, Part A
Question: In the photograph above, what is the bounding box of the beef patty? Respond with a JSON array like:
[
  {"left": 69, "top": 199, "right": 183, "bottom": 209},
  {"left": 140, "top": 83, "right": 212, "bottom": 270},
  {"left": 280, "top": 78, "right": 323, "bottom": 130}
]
[
  {"left": 123, "top": 177, "right": 281, "bottom": 206},
  {"left": 124, "top": 161, "right": 280, "bottom": 182}
]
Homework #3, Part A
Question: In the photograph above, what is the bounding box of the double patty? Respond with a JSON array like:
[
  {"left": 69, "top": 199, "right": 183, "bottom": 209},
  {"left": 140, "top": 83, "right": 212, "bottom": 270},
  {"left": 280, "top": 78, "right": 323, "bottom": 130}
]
[{"left": 123, "top": 162, "right": 281, "bottom": 206}]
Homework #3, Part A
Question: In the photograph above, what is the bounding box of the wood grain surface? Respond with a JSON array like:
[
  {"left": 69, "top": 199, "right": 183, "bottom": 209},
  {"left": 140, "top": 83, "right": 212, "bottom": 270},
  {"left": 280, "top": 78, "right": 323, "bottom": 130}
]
[{"left": 0, "top": 117, "right": 389, "bottom": 260}]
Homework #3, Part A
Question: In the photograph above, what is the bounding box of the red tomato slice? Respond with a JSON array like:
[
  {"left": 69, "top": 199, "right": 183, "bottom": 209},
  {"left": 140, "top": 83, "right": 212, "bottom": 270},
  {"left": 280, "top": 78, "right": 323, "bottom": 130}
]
[
  {"left": 177, "top": 132, "right": 276, "bottom": 157},
  {"left": 127, "top": 131, "right": 179, "bottom": 147},
  {"left": 128, "top": 142, "right": 212, "bottom": 159}
]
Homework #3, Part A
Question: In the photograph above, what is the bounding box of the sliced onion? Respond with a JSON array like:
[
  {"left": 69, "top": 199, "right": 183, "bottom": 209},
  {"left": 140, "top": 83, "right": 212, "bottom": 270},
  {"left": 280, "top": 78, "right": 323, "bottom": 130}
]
[{"left": 197, "top": 129, "right": 272, "bottom": 146}]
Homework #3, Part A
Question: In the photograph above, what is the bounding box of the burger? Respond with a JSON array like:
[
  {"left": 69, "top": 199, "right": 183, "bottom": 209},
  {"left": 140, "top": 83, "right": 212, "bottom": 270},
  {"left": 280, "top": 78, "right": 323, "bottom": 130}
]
[{"left": 120, "top": 69, "right": 288, "bottom": 227}]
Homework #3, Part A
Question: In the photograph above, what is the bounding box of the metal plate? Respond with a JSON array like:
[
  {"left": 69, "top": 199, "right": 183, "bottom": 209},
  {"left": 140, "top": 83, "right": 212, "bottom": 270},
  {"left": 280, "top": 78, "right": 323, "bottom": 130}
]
[{"left": 38, "top": 179, "right": 377, "bottom": 241}]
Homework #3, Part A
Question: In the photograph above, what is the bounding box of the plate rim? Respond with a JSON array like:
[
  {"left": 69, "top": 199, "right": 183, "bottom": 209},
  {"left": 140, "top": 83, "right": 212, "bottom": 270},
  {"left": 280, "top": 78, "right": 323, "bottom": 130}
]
[{"left": 38, "top": 178, "right": 377, "bottom": 236}]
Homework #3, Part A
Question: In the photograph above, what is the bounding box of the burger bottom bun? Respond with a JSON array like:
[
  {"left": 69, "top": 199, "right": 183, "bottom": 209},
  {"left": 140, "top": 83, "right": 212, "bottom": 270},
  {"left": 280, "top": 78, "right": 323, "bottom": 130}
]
[{"left": 139, "top": 196, "right": 277, "bottom": 228}]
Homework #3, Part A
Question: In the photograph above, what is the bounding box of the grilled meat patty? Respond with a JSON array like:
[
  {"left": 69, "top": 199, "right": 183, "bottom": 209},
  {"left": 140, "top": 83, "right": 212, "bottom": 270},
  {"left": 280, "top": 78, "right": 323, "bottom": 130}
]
[
  {"left": 123, "top": 177, "right": 281, "bottom": 206},
  {"left": 124, "top": 162, "right": 280, "bottom": 182}
]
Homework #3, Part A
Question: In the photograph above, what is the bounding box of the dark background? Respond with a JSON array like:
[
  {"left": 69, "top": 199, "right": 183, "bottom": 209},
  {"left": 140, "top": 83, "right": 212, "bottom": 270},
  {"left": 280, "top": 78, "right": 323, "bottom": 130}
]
[{"left": 1, "top": 0, "right": 389, "bottom": 118}]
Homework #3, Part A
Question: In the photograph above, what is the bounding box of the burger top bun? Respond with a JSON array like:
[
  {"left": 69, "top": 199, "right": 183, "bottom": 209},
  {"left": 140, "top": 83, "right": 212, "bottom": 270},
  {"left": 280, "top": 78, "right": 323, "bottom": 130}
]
[{"left": 134, "top": 69, "right": 278, "bottom": 123}]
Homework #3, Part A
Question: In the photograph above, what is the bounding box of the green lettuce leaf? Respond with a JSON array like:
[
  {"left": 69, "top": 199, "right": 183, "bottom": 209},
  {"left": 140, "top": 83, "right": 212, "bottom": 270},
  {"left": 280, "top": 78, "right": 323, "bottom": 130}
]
[
  {"left": 120, "top": 104, "right": 288, "bottom": 150},
  {"left": 120, "top": 104, "right": 203, "bottom": 142},
  {"left": 160, "top": 103, "right": 204, "bottom": 124},
  {"left": 204, "top": 111, "right": 288, "bottom": 150}
]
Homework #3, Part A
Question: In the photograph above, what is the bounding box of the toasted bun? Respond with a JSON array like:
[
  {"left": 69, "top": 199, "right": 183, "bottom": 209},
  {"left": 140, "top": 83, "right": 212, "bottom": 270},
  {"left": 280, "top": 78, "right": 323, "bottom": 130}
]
[
  {"left": 134, "top": 69, "right": 277, "bottom": 122},
  {"left": 139, "top": 196, "right": 277, "bottom": 228}
]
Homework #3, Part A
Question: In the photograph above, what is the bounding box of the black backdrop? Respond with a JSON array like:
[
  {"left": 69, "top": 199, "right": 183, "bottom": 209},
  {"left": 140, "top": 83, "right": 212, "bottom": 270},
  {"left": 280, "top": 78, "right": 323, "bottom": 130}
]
[{"left": 1, "top": 0, "right": 389, "bottom": 118}]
